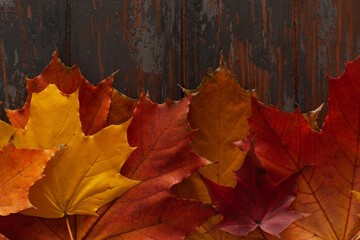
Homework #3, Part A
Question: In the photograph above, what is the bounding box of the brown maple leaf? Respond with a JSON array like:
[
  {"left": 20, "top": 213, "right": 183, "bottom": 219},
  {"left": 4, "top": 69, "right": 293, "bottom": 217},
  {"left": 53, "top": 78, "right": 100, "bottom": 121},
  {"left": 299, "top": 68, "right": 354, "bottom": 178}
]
[
  {"left": 173, "top": 55, "right": 255, "bottom": 240},
  {"left": 107, "top": 88, "right": 137, "bottom": 126}
]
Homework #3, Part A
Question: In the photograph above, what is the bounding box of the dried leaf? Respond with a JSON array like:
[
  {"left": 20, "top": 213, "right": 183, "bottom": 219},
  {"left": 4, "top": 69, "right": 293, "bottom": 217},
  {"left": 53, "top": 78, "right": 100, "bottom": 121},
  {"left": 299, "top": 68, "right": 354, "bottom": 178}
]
[
  {"left": 201, "top": 143, "right": 306, "bottom": 237},
  {"left": 5, "top": 51, "right": 113, "bottom": 135},
  {"left": 0, "top": 143, "right": 58, "bottom": 216},
  {"left": 14, "top": 84, "right": 139, "bottom": 218},
  {"left": 173, "top": 56, "right": 254, "bottom": 239},
  {"left": 302, "top": 103, "right": 324, "bottom": 131},
  {"left": 0, "top": 215, "right": 69, "bottom": 239},
  {"left": 0, "top": 93, "right": 213, "bottom": 239},
  {"left": 241, "top": 56, "right": 360, "bottom": 239},
  {"left": 107, "top": 88, "right": 137, "bottom": 126},
  {"left": 0, "top": 122, "right": 13, "bottom": 148}
]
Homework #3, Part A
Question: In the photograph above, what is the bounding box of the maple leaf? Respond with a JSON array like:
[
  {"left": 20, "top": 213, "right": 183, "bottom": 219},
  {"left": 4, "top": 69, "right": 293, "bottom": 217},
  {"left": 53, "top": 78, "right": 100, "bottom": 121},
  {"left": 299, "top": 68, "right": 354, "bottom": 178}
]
[
  {"left": 107, "top": 88, "right": 137, "bottom": 126},
  {"left": 98, "top": 93, "right": 214, "bottom": 239},
  {"left": 302, "top": 104, "right": 323, "bottom": 131},
  {"left": 5, "top": 50, "right": 113, "bottom": 135},
  {"left": 12, "top": 84, "right": 139, "bottom": 218},
  {"left": 238, "top": 56, "right": 360, "bottom": 239},
  {"left": 237, "top": 97, "right": 330, "bottom": 239},
  {"left": 0, "top": 93, "right": 214, "bottom": 239},
  {"left": 0, "top": 143, "right": 59, "bottom": 216},
  {"left": 353, "top": 191, "right": 360, "bottom": 206},
  {"left": 172, "top": 55, "right": 254, "bottom": 197},
  {"left": 0, "top": 122, "right": 13, "bottom": 148},
  {"left": 183, "top": 56, "right": 254, "bottom": 188},
  {"left": 172, "top": 56, "right": 255, "bottom": 239},
  {"left": 201, "top": 143, "right": 306, "bottom": 238},
  {"left": 0, "top": 215, "right": 70, "bottom": 239}
]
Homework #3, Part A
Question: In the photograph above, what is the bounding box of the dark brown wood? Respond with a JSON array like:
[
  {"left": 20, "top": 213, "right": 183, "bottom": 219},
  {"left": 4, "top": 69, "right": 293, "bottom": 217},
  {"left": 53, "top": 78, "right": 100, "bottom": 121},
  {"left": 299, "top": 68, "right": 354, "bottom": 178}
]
[
  {"left": 181, "top": 0, "right": 187, "bottom": 90},
  {"left": 292, "top": 0, "right": 299, "bottom": 109},
  {"left": 184, "top": 0, "right": 296, "bottom": 112},
  {"left": 296, "top": 0, "right": 360, "bottom": 118},
  {"left": 2, "top": 0, "right": 360, "bottom": 116},
  {"left": 71, "top": 0, "right": 182, "bottom": 103},
  {"left": 66, "top": 0, "right": 71, "bottom": 66},
  {"left": 0, "top": 0, "right": 66, "bottom": 116}
]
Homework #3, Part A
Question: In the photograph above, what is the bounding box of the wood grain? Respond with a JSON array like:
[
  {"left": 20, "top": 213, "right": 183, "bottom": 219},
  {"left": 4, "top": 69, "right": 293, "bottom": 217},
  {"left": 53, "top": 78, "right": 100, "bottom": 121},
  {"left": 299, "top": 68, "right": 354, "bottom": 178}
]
[
  {"left": 1, "top": 0, "right": 360, "bottom": 115},
  {"left": 184, "top": 0, "right": 298, "bottom": 112},
  {"left": 296, "top": 0, "right": 360, "bottom": 121},
  {"left": 71, "top": 0, "right": 182, "bottom": 103},
  {"left": 0, "top": 0, "right": 66, "bottom": 114}
]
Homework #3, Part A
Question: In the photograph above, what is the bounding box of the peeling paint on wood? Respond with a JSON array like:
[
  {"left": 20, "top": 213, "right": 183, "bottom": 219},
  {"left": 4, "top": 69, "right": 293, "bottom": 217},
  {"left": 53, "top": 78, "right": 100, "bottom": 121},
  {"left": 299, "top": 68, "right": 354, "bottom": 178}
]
[
  {"left": 0, "top": 0, "right": 66, "bottom": 120},
  {"left": 71, "top": 0, "right": 182, "bottom": 103},
  {"left": 1, "top": 0, "right": 360, "bottom": 120},
  {"left": 185, "top": 0, "right": 295, "bottom": 112},
  {"left": 296, "top": 0, "right": 360, "bottom": 124}
]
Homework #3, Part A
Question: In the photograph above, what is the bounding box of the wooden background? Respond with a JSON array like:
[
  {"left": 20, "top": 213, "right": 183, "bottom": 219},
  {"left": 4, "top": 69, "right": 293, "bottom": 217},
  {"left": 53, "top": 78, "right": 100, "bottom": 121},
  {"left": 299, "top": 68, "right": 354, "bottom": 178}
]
[{"left": 1, "top": 0, "right": 360, "bottom": 121}]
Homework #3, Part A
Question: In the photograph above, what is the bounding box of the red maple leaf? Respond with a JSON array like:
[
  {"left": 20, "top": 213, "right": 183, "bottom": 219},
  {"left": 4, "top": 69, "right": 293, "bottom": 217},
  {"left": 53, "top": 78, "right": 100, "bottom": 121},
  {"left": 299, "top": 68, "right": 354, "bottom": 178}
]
[
  {"left": 5, "top": 51, "right": 113, "bottom": 135},
  {"left": 235, "top": 57, "right": 360, "bottom": 239},
  {"left": 0, "top": 93, "right": 214, "bottom": 240},
  {"left": 201, "top": 143, "right": 307, "bottom": 237}
]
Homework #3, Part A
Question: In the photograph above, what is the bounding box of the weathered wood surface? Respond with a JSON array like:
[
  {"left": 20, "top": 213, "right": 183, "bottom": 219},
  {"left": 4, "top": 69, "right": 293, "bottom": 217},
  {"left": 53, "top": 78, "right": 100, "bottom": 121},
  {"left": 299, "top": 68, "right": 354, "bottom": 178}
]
[
  {"left": 0, "top": 0, "right": 66, "bottom": 119},
  {"left": 185, "top": 0, "right": 295, "bottom": 111},
  {"left": 1, "top": 0, "right": 360, "bottom": 117},
  {"left": 296, "top": 0, "right": 360, "bottom": 116},
  {"left": 71, "top": 0, "right": 182, "bottom": 102}
]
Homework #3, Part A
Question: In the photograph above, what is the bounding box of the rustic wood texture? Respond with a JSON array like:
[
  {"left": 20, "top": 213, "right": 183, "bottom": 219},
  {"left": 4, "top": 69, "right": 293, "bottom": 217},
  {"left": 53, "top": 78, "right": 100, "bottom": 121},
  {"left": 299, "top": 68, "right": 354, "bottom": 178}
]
[
  {"left": 1, "top": 0, "right": 360, "bottom": 115},
  {"left": 185, "top": 0, "right": 296, "bottom": 111},
  {"left": 71, "top": 0, "right": 182, "bottom": 103},
  {"left": 0, "top": 0, "right": 66, "bottom": 111},
  {"left": 296, "top": 0, "right": 360, "bottom": 116}
]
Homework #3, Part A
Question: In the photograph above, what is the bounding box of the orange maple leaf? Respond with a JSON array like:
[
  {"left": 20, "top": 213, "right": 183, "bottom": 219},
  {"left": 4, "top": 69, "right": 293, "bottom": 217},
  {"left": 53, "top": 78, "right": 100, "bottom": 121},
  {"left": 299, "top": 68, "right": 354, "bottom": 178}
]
[{"left": 0, "top": 143, "right": 59, "bottom": 216}]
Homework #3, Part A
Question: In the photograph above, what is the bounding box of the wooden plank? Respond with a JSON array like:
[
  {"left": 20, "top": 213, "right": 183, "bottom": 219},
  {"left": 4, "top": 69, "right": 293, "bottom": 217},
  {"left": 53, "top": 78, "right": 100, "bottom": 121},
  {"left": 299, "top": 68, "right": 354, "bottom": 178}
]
[
  {"left": 71, "top": 0, "right": 182, "bottom": 103},
  {"left": 184, "top": 0, "right": 296, "bottom": 112},
  {"left": 2, "top": 0, "right": 360, "bottom": 117},
  {"left": 296, "top": 0, "right": 360, "bottom": 115},
  {"left": 0, "top": 0, "right": 66, "bottom": 118}
]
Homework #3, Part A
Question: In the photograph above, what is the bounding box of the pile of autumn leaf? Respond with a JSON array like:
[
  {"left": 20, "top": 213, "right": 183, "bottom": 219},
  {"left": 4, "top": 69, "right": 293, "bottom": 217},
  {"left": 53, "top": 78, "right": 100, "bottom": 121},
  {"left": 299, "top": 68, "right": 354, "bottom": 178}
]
[{"left": 0, "top": 52, "right": 360, "bottom": 240}]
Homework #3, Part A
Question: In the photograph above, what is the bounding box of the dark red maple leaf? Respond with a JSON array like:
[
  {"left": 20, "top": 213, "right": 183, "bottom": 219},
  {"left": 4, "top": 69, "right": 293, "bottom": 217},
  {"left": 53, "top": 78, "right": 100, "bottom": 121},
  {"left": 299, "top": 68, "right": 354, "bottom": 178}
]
[
  {"left": 201, "top": 143, "right": 307, "bottom": 237},
  {"left": 236, "top": 57, "right": 360, "bottom": 239}
]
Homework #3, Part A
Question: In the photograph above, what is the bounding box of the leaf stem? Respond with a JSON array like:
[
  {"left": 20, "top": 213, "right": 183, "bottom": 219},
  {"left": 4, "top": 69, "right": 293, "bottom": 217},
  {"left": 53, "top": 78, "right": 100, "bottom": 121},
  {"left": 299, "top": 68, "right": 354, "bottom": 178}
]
[
  {"left": 65, "top": 215, "right": 74, "bottom": 240},
  {"left": 259, "top": 228, "right": 267, "bottom": 240}
]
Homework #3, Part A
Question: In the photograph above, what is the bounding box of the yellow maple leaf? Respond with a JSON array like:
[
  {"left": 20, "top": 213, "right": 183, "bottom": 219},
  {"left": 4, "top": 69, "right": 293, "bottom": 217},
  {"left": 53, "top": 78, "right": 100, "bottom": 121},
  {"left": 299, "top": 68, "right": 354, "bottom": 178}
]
[
  {"left": 13, "top": 84, "right": 139, "bottom": 218},
  {"left": 0, "top": 122, "right": 14, "bottom": 148}
]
